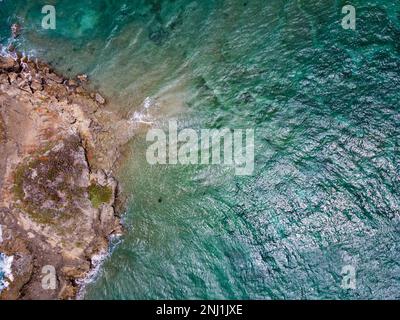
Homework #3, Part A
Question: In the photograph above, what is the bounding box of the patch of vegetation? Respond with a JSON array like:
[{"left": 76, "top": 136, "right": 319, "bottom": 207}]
[
  {"left": 13, "top": 160, "right": 59, "bottom": 225},
  {"left": 88, "top": 183, "right": 112, "bottom": 209},
  {"left": 13, "top": 137, "right": 87, "bottom": 225},
  {"left": 13, "top": 162, "right": 26, "bottom": 201}
]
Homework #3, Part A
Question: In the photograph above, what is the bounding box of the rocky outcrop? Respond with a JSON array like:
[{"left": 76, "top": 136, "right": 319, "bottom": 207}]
[
  {"left": 11, "top": 24, "right": 21, "bottom": 39},
  {"left": 0, "top": 56, "right": 20, "bottom": 72},
  {"left": 0, "top": 51, "right": 133, "bottom": 299}
]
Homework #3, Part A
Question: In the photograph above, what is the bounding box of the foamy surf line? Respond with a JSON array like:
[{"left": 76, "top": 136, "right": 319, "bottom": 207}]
[
  {"left": 76, "top": 234, "right": 123, "bottom": 300},
  {"left": 76, "top": 250, "right": 109, "bottom": 300}
]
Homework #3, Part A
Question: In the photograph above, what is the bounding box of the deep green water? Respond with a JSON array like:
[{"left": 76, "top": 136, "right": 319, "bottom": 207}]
[{"left": 1, "top": 0, "right": 400, "bottom": 299}]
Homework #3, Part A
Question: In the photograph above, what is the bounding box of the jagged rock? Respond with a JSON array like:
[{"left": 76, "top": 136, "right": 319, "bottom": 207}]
[
  {"left": 90, "top": 170, "right": 107, "bottom": 186},
  {"left": 63, "top": 111, "right": 77, "bottom": 124},
  {"left": 99, "top": 204, "right": 114, "bottom": 229},
  {"left": 30, "top": 79, "right": 43, "bottom": 92},
  {"left": 58, "top": 284, "right": 77, "bottom": 300},
  {"left": 0, "top": 51, "right": 136, "bottom": 300},
  {"left": 0, "top": 74, "right": 8, "bottom": 84},
  {"left": 7, "top": 44, "right": 15, "bottom": 52},
  {"left": 46, "top": 72, "right": 63, "bottom": 84},
  {"left": 17, "top": 79, "right": 29, "bottom": 89},
  {"left": 62, "top": 263, "right": 90, "bottom": 279},
  {"left": 95, "top": 93, "right": 106, "bottom": 105},
  {"left": 8, "top": 73, "right": 18, "bottom": 83},
  {"left": 0, "top": 56, "right": 18, "bottom": 72},
  {"left": 67, "top": 79, "right": 78, "bottom": 87},
  {"left": 76, "top": 86, "right": 85, "bottom": 94},
  {"left": 77, "top": 74, "right": 88, "bottom": 82},
  {"left": 112, "top": 224, "right": 124, "bottom": 236},
  {"left": 11, "top": 24, "right": 21, "bottom": 38}
]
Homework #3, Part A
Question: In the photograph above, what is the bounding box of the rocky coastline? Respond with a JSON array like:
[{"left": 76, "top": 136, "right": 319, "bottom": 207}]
[{"left": 0, "top": 50, "right": 134, "bottom": 299}]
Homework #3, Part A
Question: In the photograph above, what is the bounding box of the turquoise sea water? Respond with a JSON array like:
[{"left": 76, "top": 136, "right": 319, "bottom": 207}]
[{"left": 1, "top": 0, "right": 400, "bottom": 299}]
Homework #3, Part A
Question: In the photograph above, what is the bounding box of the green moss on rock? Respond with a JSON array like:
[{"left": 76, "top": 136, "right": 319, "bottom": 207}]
[
  {"left": 88, "top": 183, "right": 112, "bottom": 208},
  {"left": 0, "top": 114, "right": 5, "bottom": 142}
]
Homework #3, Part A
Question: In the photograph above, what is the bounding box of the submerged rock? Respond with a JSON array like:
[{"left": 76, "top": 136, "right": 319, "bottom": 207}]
[
  {"left": 11, "top": 24, "right": 21, "bottom": 38},
  {"left": 95, "top": 92, "right": 106, "bottom": 105}
]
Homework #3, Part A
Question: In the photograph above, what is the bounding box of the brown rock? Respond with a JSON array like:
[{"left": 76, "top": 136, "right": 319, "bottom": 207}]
[
  {"left": 62, "top": 264, "right": 90, "bottom": 279},
  {"left": 99, "top": 205, "right": 114, "bottom": 228},
  {"left": 0, "top": 56, "right": 18, "bottom": 71},
  {"left": 95, "top": 93, "right": 106, "bottom": 105},
  {"left": 17, "top": 79, "right": 28, "bottom": 89},
  {"left": 112, "top": 224, "right": 124, "bottom": 236},
  {"left": 47, "top": 72, "right": 64, "bottom": 84},
  {"left": 77, "top": 74, "right": 88, "bottom": 82},
  {"left": 30, "top": 79, "right": 43, "bottom": 92},
  {"left": 58, "top": 284, "right": 77, "bottom": 300},
  {"left": 0, "top": 53, "right": 128, "bottom": 300},
  {"left": 67, "top": 79, "right": 78, "bottom": 87},
  {"left": 75, "top": 86, "right": 85, "bottom": 94},
  {"left": 7, "top": 44, "right": 15, "bottom": 52},
  {"left": 0, "top": 73, "right": 8, "bottom": 83}
]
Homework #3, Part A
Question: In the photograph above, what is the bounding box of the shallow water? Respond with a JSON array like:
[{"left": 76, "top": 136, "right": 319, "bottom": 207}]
[{"left": 1, "top": 0, "right": 400, "bottom": 299}]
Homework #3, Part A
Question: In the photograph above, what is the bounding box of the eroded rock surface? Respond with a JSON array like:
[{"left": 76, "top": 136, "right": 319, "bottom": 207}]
[{"left": 0, "top": 51, "right": 132, "bottom": 299}]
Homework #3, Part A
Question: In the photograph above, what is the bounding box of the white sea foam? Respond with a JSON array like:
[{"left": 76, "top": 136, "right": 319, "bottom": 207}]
[
  {"left": 76, "top": 234, "right": 122, "bottom": 299},
  {"left": 0, "top": 43, "right": 38, "bottom": 64},
  {"left": 128, "top": 96, "right": 156, "bottom": 126},
  {"left": 76, "top": 250, "right": 108, "bottom": 300},
  {"left": 0, "top": 253, "right": 14, "bottom": 292}
]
